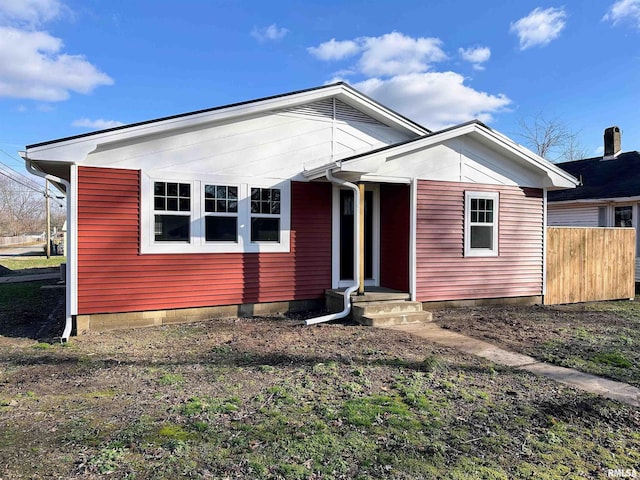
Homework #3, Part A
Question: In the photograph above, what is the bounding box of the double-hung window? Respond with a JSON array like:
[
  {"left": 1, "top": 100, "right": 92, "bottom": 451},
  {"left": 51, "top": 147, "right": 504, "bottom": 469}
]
[
  {"left": 205, "top": 184, "right": 238, "bottom": 242},
  {"left": 154, "top": 182, "right": 191, "bottom": 242},
  {"left": 464, "top": 191, "right": 499, "bottom": 257},
  {"left": 141, "top": 174, "right": 290, "bottom": 254},
  {"left": 251, "top": 187, "right": 281, "bottom": 242}
]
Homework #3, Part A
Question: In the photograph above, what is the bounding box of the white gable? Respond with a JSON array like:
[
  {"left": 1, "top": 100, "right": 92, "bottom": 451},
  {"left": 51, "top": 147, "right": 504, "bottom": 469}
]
[
  {"left": 322, "top": 122, "right": 578, "bottom": 190},
  {"left": 81, "top": 100, "right": 413, "bottom": 181},
  {"left": 24, "top": 84, "right": 425, "bottom": 182}
]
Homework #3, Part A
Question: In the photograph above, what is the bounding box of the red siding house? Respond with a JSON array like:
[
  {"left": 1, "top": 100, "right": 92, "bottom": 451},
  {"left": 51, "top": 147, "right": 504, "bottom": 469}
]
[{"left": 22, "top": 83, "right": 577, "bottom": 339}]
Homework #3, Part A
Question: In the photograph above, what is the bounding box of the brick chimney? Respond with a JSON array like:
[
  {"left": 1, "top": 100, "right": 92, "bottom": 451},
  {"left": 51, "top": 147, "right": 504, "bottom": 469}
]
[{"left": 603, "top": 126, "right": 621, "bottom": 160}]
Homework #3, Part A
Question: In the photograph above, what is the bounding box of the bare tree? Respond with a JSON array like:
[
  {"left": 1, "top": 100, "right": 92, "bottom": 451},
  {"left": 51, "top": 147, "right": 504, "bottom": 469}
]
[
  {"left": 0, "top": 176, "right": 46, "bottom": 236},
  {"left": 517, "top": 113, "right": 589, "bottom": 163}
]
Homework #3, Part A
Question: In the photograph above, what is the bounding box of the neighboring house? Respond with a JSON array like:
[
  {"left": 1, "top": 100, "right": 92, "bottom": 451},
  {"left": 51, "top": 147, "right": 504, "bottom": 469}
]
[
  {"left": 547, "top": 127, "right": 640, "bottom": 279},
  {"left": 22, "top": 83, "right": 577, "bottom": 338}
]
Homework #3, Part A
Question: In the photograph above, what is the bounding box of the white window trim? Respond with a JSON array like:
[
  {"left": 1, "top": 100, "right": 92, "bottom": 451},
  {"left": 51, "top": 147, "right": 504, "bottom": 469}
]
[
  {"left": 464, "top": 191, "right": 499, "bottom": 257},
  {"left": 140, "top": 172, "right": 290, "bottom": 254}
]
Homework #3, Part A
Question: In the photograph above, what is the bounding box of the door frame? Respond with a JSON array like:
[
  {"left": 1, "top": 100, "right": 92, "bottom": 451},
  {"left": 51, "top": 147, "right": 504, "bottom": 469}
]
[{"left": 331, "top": 184, "right": 380, "bottom": 288}]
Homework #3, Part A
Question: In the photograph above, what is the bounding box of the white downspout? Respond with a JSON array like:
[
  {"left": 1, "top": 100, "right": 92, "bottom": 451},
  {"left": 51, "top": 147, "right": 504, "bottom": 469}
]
[
  {"left": 305, "top": 170, "right": 361, "bottom": 326},
  {"left": 23, "top": 156, "right": 73, "bottom": 342}
]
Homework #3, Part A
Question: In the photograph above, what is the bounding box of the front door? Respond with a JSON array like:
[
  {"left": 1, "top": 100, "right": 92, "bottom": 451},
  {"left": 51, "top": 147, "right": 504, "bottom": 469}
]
[{"left": 333, "top": 185, "right": 379, "bottom": 288}]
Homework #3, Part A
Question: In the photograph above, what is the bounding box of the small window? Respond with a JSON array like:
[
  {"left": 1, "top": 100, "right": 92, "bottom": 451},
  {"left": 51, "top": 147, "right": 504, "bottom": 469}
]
[
  {"left": 465, "top": 191, "right": 498, "bottom": 257},
  {"left": 614, "top": 206, "right": 633, "bottom": 227},
  {"left": 204, "top": 185, "right": 238, "bottom": 242},
  {"left": 154, "top": 182, "right": 191, "bottom": 242},
  {"left": 598, "top": 206, "right": 607, "bottom": 227},
  {"left": 250, "top": 187, "right": 281, "bottom": 242}
]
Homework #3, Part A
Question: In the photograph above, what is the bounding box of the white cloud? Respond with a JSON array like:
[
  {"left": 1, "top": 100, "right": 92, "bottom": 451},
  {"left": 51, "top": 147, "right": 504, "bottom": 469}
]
[
  {"left": 355, "top": 73, "right": 510, "bottom": 131},
  {"left": 0, "top": 0, "right": 64, "bottom": 27},
  {"left": 309, "top": 32, "right": 510, "bottom": 130},
  {"left": 251, "top": 23, "right": 288, "bottom": 42},
  {"left": 510, "top": 7, "right": 567, "bottom": 50},
  {"left": 458, "top": 46, "right": 491, "bottom": 70},
  {"left": 72, "top": 118, "right": 124, "bottom": 130},
  {"left": 603, "top": 0, "right": 640, "bottom": 28},
  {"left": 308, "top": 32, "right": 446, "bottom": 76},
  {"left": 307, "top": 38, "right": 360, "bottom": 61},
  {"left": 0, "top": 27, "right": 114, "bottom": 101},
  {"left": 358, "top": 32, "right": 446, "bottom": 76},
  {"left": 0, "top": 1, "right": 113, "bottom": 102}
]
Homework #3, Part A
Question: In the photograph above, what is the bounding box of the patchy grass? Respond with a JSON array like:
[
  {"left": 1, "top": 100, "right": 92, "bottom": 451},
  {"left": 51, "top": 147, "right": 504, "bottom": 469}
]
[
  {"left": 0, "top": 255, "right": 66, "bottom": 275},
  {"left": 0, "top": 315, "right": 639, "bottom": 479},
  {"left": 436, "top": 301, "right": 640, "bottom": 388}
]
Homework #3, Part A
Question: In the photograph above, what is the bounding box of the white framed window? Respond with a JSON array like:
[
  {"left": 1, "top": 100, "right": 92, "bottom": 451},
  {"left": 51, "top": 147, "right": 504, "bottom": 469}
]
[
  {"left": 464, "top": 191, "right": 499, "bottom": 257},
  {"left": 153, "top": 181, "right": 192, "bottom": 242},
  {"left": 140, "top": 172, "right": 290, "bottom": 254},
  {"left": 250, "top": 187, "right": 281, "bottom": 243},
  {"left": 204, "top": 184, "right": 239, "bottom": 243}
]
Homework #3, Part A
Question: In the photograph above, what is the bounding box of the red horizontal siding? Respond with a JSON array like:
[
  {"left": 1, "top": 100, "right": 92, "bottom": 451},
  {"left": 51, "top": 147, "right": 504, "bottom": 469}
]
[
  {"left": 76, "top": 167, "right": 332, "bottom": 314},
  {"left": 416, "top": 180, "right": 543, "bottom": 302}
]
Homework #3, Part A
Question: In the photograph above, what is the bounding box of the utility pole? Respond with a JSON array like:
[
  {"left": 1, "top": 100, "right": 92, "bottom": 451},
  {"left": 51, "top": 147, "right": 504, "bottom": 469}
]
[{"left": 45, "top": 179, "right": 50, "bottom": 259}]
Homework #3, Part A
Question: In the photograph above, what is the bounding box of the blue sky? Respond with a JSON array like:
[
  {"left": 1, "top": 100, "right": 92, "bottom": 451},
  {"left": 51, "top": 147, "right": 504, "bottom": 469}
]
[{"left": 1, "top": 0, "right": 639, "bottom": 174}]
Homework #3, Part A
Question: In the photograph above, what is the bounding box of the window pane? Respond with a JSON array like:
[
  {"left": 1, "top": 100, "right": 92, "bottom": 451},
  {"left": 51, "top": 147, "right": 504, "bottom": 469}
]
[
  {"left": 470, "top": 225, "right": 493, "bottom": 249},
  {"left": 251, "top": 201, "right": 260, "bottom": 214},
  {"left": 251, "top": 218, "right": 280, "bottom": 242},
  {"left": 179, "top": 198, "right": 190, "bottom": 212},
  {"left": 216, "top": 185, "right": 227, "bottom": 198},
  {"left": 206, "top": 216, "right": 237, "bottom": 242},
  {"left": 204, "top": 185, "right": 215, "bottom": 198},
  {"left": 154, "top": 197, "right": 165, "bottom": 210},
  {"left": 271, "top": 201, "right": 280, "bottom": 214},
  {"left": 251, "top": 188, "right": 260, "bottom": 200},
  {"left": 167, "top": 198, "right": 178, "bottom": 211},
  {"left": 179, "top": 184, "right": 190, "bottom": 197},
  {"left": 217, "top": 199, "right": 226, "bottom": 212},
  {"left": 272, "top": 189, "right": 280, "bottom": 202},
  {"left": 155, "top": 215, "right": 190, "bottom": 242},
  {"left": 228, "top": 187, "right": 238, "bottom": 200},
  {"left": 205, "top": 199, "right": 215, "bottom": 212},
  {"left": 154, "top": 182, "right": 165, "bottom": 195},
  {"left": 167, "top": 183, "right": 178, "bottom": 196},
  {"left": 471, "top": 198, "right": 477, "bottom": 211},
  {"left": 615, "top": 206, "right": 632, "bottom": 227},
  {"left": 228, "top": 200, "right": 238, "bottom": 213},
  {"left": 471, "top": 211, "right": 477, "bottom": 223}
]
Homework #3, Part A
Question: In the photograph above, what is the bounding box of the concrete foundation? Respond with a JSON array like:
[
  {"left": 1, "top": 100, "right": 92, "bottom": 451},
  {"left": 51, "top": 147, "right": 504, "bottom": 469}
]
[{"left": 74, "top": 298, "right": 324, "bottom": 335}]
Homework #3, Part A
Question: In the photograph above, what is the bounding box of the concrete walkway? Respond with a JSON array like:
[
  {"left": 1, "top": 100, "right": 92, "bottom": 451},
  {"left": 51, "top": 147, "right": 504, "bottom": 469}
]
[
  {"left": 0, "top": 273, "right": 60, "bottom": 284},
  {"left": 384, "top": 322, "right": 640, "bottom": 408}
]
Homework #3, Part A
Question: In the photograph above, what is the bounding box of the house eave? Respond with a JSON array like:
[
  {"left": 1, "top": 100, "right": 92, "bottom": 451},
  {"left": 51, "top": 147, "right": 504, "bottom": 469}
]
[{"left": 548, "top": 195, "right": 640, "bottom": 205}]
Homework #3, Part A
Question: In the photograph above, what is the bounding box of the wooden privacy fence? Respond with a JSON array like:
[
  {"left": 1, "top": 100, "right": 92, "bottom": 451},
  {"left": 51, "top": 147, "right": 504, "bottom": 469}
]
[{"left": 545, "top": 227, "right": 635, "bottom": 305}]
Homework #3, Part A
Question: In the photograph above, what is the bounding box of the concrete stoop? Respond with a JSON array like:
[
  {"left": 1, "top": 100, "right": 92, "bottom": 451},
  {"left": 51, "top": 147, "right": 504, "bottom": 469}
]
[{"left": 352, "top": 300, "right": 433, "bottom": 327}]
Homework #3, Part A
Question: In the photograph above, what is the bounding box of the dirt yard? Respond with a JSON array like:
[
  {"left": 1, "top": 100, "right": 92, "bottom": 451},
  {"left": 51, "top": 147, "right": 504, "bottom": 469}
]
[{"left": 1, "top": 282, "right": 640, "bottom": 478}]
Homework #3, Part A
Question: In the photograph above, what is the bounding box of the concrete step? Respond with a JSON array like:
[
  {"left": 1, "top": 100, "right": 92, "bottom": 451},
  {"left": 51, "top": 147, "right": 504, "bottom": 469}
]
[
  {"left": 352, "top": 301, "right": 424, "bottom": 317},
  {"left": 356, "top": 311, "right": 434, "bottom": 327}
]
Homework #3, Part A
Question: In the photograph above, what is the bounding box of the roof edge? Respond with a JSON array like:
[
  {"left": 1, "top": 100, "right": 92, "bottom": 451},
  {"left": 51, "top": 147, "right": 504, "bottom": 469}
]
[{"left": 26, "top": 82, "right": 429, "bottom": 150}]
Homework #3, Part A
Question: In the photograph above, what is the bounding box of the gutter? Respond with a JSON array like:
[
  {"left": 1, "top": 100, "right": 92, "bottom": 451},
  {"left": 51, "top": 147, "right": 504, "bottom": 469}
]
[
  {"left": 21, "top": 154, "right": 73, "bottom": 342},
  {"left": 305, "top": 170, "right": 361, "bottom": 325}
]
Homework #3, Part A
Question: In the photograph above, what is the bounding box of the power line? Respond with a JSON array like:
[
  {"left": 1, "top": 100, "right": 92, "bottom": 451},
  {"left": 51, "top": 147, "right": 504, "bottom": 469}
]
[{"left": 0, "top": 150, "right": 46, "bottom": 194}]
